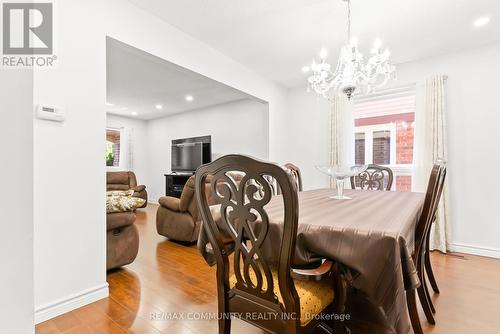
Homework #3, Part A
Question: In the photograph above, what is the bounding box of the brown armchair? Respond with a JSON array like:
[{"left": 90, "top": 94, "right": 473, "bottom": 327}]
[
  {"left": 156, "top": 176, "right": 200, "bottom": 243},
  {"left": 156, "top": 173, "right": 244, "bottom": 243},
  {"left": 106, "top": 171, "right": 148, "bottom": 208}
]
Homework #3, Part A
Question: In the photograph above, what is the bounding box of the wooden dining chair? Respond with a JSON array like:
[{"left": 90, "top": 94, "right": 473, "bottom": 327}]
[
  {"left": 350, "top": 164, "right": 394, "bottom": 191},
  {"left": 195, "top": 155, "right": 348, "bottom": 334},
  {"left": 422, "top": 162, "right": 447, "bottom": 312},
  {"left": 407, "top": 160, "right": 446, "bottom": 334},
  {"left": 284, "top": 163, "right": 303, "bottom": 192},
  {"left": 265, "top": 163, "right": 304, "bottom": 195}
]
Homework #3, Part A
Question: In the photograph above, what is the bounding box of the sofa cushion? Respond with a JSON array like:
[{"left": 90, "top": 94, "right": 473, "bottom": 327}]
[
  {"left": 107, "top": 224, "right": 139, "bottom": 270},
  {"left": 229, "top": 267, "right": 334, "bottom": 326},
  {"left": 107, "top": 211, "right": 136, "bottom": 230},
  {"left": 158, "top": 196, "right": 181, "bottom": 212},
  {"left": 132, "top": 185, "right": 146, "bottom": 193},
  {"left": 107, "top": 189, "right": 134, "bottom": 197},
  {"left": 107, "top": 195, "right": 145, "bottom": 213},
  {"left": 107, "top": 184, "right": 130, "bottom": 191},
  {"left": 107, "top": 171, "right": 130, "bottom": 185},
  {"left": 156, "top": 205, "right": 201, "bottom": 242},
  {"left": 179, "top": 176, "right": 196, "bottom": 212}
]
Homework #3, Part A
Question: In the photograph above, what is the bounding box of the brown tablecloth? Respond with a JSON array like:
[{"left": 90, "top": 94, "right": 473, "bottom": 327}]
[{"left": 198, "top": 188, "right": 425, "bottom": 334}]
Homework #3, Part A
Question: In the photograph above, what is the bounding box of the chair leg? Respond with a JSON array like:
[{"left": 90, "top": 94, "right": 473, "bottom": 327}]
[
  {"left": 425, "top": 250, "right": 440, "bottom": 294},
  {"left": 406, "top": 289, "right": 424, "bottom": 334},
  {"left": 216, "top": 281, "right": 231, "bottom": 334},
  {"left": 422, "top": 276, "right": 436, "bottom": 314},
  {"left": 218, "top": 314, "right": 231, "bottom": 334},
  {"left": 417, "top": 284, "right": 435, "bottom": 325}
]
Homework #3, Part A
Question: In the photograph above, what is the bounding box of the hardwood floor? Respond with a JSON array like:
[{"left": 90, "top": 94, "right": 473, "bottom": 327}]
[{"left": 36, "top": 204, "right": 500, "bottom": 334}]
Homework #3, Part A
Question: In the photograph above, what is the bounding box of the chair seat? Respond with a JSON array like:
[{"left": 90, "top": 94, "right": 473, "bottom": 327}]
[{"left": 229, "top": 267, "right": 334, "bottom": 326}]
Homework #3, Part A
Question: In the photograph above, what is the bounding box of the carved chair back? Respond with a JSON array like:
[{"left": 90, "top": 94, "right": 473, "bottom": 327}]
[
  {"left": 423, "top": 161, "right": 447, "bottom": 252},
  {"left": 350, "top": 164, "right": 394, "bottom": 191},
  {"left": 415, "top": 160, "right": 447, "bottom": 260},
  {"left": 195, "top": 155, "right": 301, "bottom": 333},
  {"left": 267, "top": 163, "right": 303, "bottom": 195}
]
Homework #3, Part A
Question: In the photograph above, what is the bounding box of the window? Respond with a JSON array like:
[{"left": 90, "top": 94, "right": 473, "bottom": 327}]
[
  {"left": 353, "top": 86, "right": 416, "bottom": 191},
  {"left": 106, "top": 128, "right": 121, "bottom": 167}
]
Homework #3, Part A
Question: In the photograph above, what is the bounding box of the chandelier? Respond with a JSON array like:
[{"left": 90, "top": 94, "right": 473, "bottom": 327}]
[{"left": 307, "top": 0, "right": 395, "bottom": 99}]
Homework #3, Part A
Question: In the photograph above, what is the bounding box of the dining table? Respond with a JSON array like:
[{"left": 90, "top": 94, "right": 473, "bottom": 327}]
[{"left": 198, "top": 188, "right": 425, "bottom": 334}]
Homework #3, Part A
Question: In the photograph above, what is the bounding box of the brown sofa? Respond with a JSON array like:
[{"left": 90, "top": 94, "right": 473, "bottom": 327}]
[
  {"left": 107, "top": 211, "right": 139, "bottom": 270},
  {"left": 156, "top": 173, "right": 243, "bottom": 242},
  {"left": 107, "top": 171, "right": 148, "bottom": 208}
]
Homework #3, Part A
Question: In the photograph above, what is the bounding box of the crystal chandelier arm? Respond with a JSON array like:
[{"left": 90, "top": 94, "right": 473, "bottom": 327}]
[{"left": 306, "top": 0, "right": 395, "bottom": 98}]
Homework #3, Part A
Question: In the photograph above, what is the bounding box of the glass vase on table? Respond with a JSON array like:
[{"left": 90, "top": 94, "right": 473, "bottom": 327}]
[{"left": 315, "top": 165, "right": 368, "bottom": 200}]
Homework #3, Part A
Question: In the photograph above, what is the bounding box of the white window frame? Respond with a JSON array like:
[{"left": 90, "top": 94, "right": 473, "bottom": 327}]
[
  {"left": 354, "top": 123, "right": 413, "bottom": 190},
  {"left": 353, "top": 83, "right": 416, "bottom": 191},
  {"left": 355, "top": 123, "right": 413, "bottom": 190},
  {"left": 355, "top": 123, "right": 397, "bottom": 166}
]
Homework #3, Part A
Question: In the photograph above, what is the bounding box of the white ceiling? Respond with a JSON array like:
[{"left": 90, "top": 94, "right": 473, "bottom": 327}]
[
  {"left": 127, "top": 0, "right": 500, "bottom": 88},
  {"left": 106, "top": 38, "right": 260, "bottom": 120}
]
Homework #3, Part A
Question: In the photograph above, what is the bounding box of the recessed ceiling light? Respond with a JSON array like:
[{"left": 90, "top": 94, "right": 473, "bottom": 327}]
[
  {"left": 185, "top": 95, "right": 194, "bottom": 102},
  {"left": 155, "top": 104, "right": 163, "bottom": 110},
  {"left": 131, "top": 111, "right": 138, "bottom": 116},
  {"left": 473, "top": 16, "right": 490, "bottom": 28},
  {"left": 302, "top": 66, "right": 310, "bottom": 73}
]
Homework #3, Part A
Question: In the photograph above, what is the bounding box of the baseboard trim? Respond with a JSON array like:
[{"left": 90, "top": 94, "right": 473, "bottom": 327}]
[
  {"left": 34, "top": 283, "right": 109, "bottom": 324},
  {"left": 450, "top": 243, "right": 500, "bottom": 259}
]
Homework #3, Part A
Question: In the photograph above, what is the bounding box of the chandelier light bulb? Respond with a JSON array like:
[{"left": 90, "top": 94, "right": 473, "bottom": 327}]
[
  {"left": 312, "top": 60, "right": 319, "bottom": 71},
  {"left": 373, "top": 38, "right": 382, "bottom": 49},
  {"left": 349, "top": 37, "right": 358, "bottom": 47},
  {"left": 302, "top": 66, "right": 310, "bottom": 73},
  {"left": 319, "top": 48, "right": 328, "bottom": 59}
]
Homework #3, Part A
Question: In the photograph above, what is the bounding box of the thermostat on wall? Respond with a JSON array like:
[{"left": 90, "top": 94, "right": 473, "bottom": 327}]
[{"left": 36, "top": 105, "right": 65, "bottom": 122}]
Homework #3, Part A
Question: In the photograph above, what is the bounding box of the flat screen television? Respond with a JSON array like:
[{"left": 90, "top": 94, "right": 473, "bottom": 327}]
[{"left": 171, "top": 136, "right": 211, "bottom": 173}]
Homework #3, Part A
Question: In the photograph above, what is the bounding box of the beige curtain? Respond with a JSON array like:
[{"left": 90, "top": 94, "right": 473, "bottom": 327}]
[
  {"left": 329, "top": 95, "right": 354, "bottom": 188},
  {"left": 413, "top": 75, "right": 451, "bottom": 252}
]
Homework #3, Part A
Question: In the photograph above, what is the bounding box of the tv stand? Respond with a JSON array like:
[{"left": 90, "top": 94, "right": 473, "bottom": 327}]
[{"left": 164, "top": 173, "right": 193, "bottom": 198}]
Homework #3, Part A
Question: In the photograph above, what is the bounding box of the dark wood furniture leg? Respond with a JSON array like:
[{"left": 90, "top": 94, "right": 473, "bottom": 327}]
[
  {"left": 417, "top": 284, "right": 435, "bottom": 324},
  {"left": 406, "top": 289, "right": 423, "bottom": 334},
  {"left": 425, "top": 236, "right": 440, "bottom": 294},
  {"left": 217, "top": 272, "right": 231, "bottom": 334},
  {"left": 422, "top": 275, "right": 436, "bottom": 314}
]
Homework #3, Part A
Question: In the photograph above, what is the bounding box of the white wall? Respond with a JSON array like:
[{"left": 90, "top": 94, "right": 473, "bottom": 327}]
[
  {"left": 146, "top": 99, "right": 269, "bottom": 201},
  {"left": 103, "top": 2, "right": 288, "bottom": 163},
  {"left": 285, "top": 43, "right": 500, "bottom": 258},
  {"left": 394, "top": 44, "right": 500, "bottom": 258},
  {"left": 106, "top": 114, "right": 149, "bottom": 188},
  {"left": 33, "top": 0, "right": 107, "bottom": 323},
  {"left": 0, "top": 70, "right": 34, "bottom": 333},
  {"left": 33, "top": 0, "right": 287, "bottom": 323},
  {"left": 284, "top": 89, "right": 330, "bottom": 190}
]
